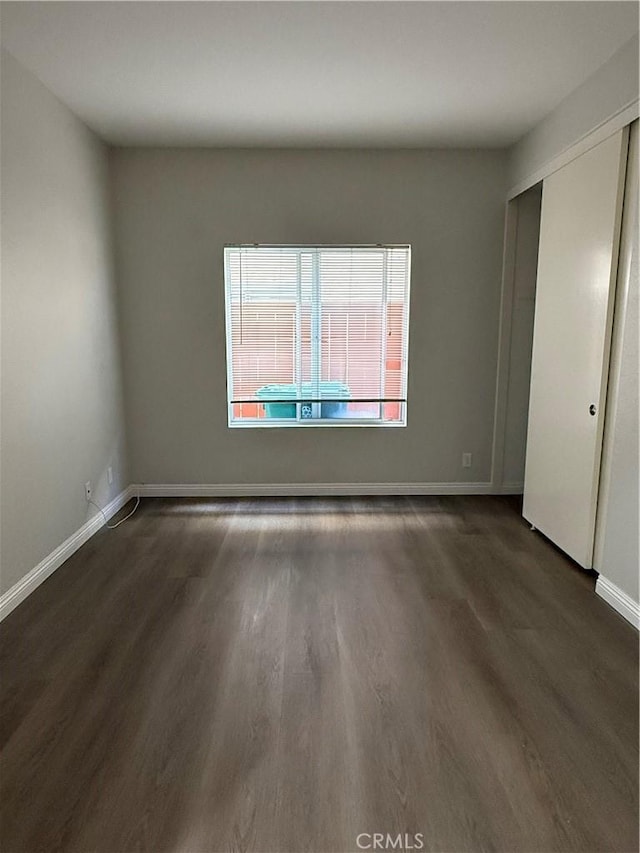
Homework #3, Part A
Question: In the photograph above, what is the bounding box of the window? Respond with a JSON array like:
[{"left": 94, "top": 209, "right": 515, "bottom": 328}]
[{"left": 224, "top": 245, "right": 411, "bottom": 426}]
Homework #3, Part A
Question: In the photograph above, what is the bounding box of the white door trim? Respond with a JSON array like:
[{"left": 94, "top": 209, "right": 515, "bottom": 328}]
[
  {"left": 490, "top": 198, "right": 519, "bottom": 491},
  {"left": 507, "top": 99, "right": 639, "bottom": 200}
]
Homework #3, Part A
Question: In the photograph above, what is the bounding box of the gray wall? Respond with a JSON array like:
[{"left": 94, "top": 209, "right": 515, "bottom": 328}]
[
  {"left": 0, "top": 51, "right": 128, "bottom": 594},
  {"left": 594, "top": 121, "right": 639, "bottom": 604},
  {"left": 111, "top": 148, "right": 507, "bottom": 486},
  {"left": 508, "top": 34, "right": 639, "bottom": 192}
]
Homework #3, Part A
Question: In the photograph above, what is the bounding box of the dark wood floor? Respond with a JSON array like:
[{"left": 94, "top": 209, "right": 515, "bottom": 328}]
[{"left": 1, "top": 496, "right": 638, "bottom": 853}]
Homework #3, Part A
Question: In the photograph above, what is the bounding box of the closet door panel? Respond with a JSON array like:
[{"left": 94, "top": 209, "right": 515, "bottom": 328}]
[{"left": 523, "top": 129, "right": 628, "bottom": 568}]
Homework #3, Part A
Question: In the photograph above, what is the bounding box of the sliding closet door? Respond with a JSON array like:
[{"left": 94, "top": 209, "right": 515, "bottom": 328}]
[{"left": 523, "top": 129, "right": 628, "bottom": 568}]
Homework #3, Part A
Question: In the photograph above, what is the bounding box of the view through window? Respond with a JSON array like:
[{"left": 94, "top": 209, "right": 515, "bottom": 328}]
[{"left": 224, "top": 245, "right": 411, "bottom": 426}]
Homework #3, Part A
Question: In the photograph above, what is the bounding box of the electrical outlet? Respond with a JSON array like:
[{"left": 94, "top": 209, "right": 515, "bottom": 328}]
[
  {"left": 85, "top": 481, "right": 92, "bottom": 501},
  {"left": 108, "top": 466, "right": 113, "bottom": 485},
  {"left": 462, "top": 452, "right": 472, "bottom": 468}
]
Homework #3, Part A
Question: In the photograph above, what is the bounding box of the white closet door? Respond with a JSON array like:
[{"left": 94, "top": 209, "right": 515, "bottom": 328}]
[{"left": 523, "top": 129, "right": 628, "bottom": 568}]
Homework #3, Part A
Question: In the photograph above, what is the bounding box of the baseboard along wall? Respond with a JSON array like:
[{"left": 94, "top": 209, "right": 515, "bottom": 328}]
[
  {"left": 595, "top": 575, "right": 640, "bottom": 629},
  {"left": 135, "top": 481, "right": 523, "bottom": 498},
  {"left": 0, "top": 486, "right": 136, "bottom": 621}
]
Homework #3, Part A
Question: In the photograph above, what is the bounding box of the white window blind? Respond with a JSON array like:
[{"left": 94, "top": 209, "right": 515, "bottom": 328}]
[{"left": 224, "top": 245, "right": 411, "bottom": 425}]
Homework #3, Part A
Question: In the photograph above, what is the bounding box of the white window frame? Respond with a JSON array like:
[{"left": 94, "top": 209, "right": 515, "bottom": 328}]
[{"left": 223, "top": 244, "right": 411, "bottom": 428}]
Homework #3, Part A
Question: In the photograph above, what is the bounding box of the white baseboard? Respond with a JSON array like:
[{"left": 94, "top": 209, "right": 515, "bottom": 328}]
[
  {"left": 0, "top": 486, "right": 136, "bottom": 622},
  {"left": 492, "top": 482, "right": 524, "bottom": 495},
  {"left": 595, "top": 575, "right": 640, "bottom": 629},
  {"left": 135, "top": 481, "right": 501, "bottom": 498}
]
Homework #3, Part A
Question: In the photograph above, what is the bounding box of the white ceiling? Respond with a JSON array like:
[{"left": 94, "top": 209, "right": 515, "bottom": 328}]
[{"left": 1, "top": 1, "right": 637, "bottom": 148}]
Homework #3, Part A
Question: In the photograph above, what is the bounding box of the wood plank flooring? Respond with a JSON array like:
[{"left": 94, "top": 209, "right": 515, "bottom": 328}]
[{"left": 1, "top": 496, "right": 638, "bottom": 853}]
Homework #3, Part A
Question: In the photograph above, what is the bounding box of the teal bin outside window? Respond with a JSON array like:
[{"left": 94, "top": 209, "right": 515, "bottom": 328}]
[{"left": 255, "top": 382, "right": 351, "bottom": 419}]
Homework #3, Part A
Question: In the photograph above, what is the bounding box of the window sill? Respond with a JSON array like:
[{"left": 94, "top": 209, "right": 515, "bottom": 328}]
[{"left": 228, "top": 419, "right": 407, "bottom": 429}]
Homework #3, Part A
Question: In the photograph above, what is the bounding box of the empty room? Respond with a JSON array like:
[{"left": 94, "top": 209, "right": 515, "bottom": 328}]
[{"left": 1, "top": 2, "right": 638, "bottom": 851}]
